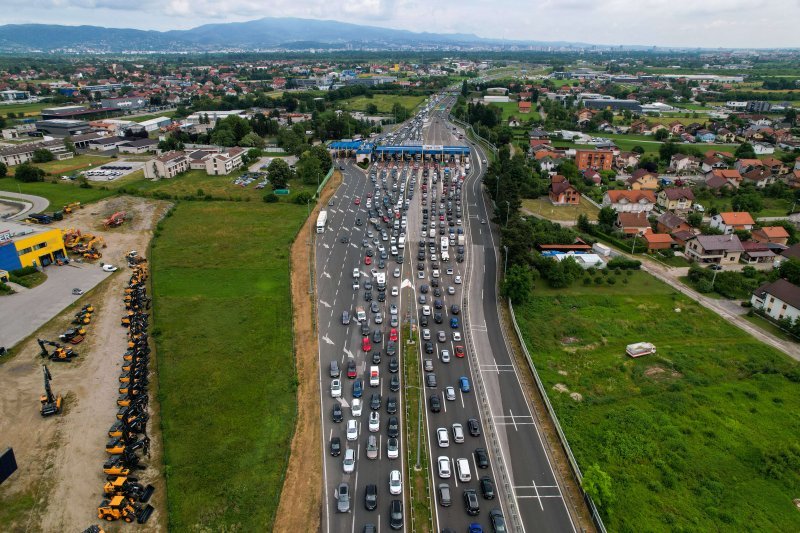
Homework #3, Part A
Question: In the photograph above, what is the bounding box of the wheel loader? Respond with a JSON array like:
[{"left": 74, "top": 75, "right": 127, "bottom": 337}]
[
  {"left": 97, "top": 495, "right": 153, "bottom": 523},
  {"left": 102, "top": 476, "right": 155, "bottom": 502}
]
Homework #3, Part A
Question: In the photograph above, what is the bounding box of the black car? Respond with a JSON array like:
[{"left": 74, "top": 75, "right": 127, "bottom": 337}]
[
  {"left": 340, "top": 235, "right": 350, "bottom": 243},
  {"left": 420, "top": 315, "right": 429, "bottom": 327},
  {"left": 364, "top": 280, "right": 373, "bottom": 290},
  {"left": 386, "top": 341, "right": 396, "bottom": 356},
  {"left": 418, "top": 252, "right": 426, "bottom": 261},
  {"left": 425, "top": 341, "right": 434, "bottom": 354},
  {"left": 420, "top": 284, "right": 429, "bottom": 294},
  {"left": 480, "top": 476, "right": 495, "bottom": 499},
  {"left": 434, "top": 299, "right": 443, "bottom": 309},
  {"left": 434, "top": 312, "right": 443, "bottom": 324},
  {"left": 361, "top": 323, "right": 370, "bottom": 336},
  {"left": 474, "top": 448, "right": 489, "bottom": 469},
  {"left": 433, "top": 288, "right": 442, "bottom": 297},
  {"left": 388, "top": 356, "right": 399, "bottom": 373},
  {"left": 463, "top": 489, "right": 480, "bottom": 516},
  {"left": 417, "top": 262, "right": 425, "bottom": 271},
  {"left": 489, "top": 509, "right": 507, "bottom": 533},
  {"left": 370, "top": 392, "right": 382, "bottom": 411},
  {"left": 365, "top": 249, "right": 374, "bottom": 257},
  {"left": 377, "top": 291, "right": 386, "bottom": 302},
  {"left": 389, "top": 499, "right": 403, "bottom": 530},
  {"left": 451, "top": 305, "right": 460, "bottom": 315},
  {"left": 332, "top": 404, "right": 343, "bottom": 423},
  {"left": 429, "top": 393, "right": 441, "bottom": 413},
  {"left": 330, "top": 436, "right": 341, "bottom": 456},
  {"left": 390, "top": 374, "right": 400, "bottom": 392},
  {"left": 468, "top": 418, "right": 481, "bottom": 437},
  {"left": 372, "top": 351, "right": 382, "bottom": 365},
  {"left": 430, "top": 279, "right": 439, "bottom": 288},
  {"left": 387, "top": 416, "right": 399, "bottom": 438},
  {"left": 364, "top": 291, "right": 372, "bottom": 302},
  {"left": 386, "top": 396, "right": 397, "bottom": 414},
  {"left": 365, "top": 484, "right": 378, "bottom": 511},
  {"left": 372, "top": 330, "right": 383, "bottom": 343}
]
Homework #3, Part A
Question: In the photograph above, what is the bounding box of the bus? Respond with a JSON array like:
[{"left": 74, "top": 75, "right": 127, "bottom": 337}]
[{"left": 316, "top": 210, "right": 328, "bottom": 233}]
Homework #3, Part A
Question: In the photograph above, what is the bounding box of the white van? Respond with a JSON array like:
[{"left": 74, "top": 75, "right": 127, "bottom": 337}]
[
  {"left": 353, "top": 268, "right": 360, "bottom": 279},
  {"left": 398, "top": 235, "right": 406, "bottom": 249},
  {"left": 429, "top": 229, "right": 436, "bottom": 239},
  {"left": 391, "top": 246, "right": 398, "bottom": 256},
  {"left": 356, "top": 306, "right": 367, "bottom": 323},
  {"left": 369, "top": 366, "right": 380, "bottom": 387},
  {"left": 456, "top": 458, "right": 471, "bottom": 482}
]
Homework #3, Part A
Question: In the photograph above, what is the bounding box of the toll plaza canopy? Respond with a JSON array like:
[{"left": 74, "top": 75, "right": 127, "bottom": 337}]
[{"left": 329, "top": 140, "right": 470, "bottom": 158}]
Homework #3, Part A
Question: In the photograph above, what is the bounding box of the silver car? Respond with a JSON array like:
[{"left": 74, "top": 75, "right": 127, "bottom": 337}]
[{"left": 336, "top": 482, "right": 350, "bottom": 512}]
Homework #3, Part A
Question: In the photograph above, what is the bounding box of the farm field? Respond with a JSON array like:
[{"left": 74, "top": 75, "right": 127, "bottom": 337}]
[
  {"left": 514, "top": 271, "right": 800, "bottom": 532},
  {"left": 338, "top": 93, "right": 427, "bottom": 113},
  {"left": 151, "top": 201, "right": 307, "bottom": 531},
  {"left": 0, "top": 101, "right": 52, "bottom": 117}
]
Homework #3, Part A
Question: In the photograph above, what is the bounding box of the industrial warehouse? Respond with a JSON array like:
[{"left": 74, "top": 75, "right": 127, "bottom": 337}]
[{"left": 0, "top": 221, "right": 68, "bottom": 270}]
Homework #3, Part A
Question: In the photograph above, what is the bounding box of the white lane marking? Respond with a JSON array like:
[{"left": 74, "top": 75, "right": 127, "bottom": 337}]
[
  {"left": 322, "top": 335, "right": 335, "bottom": 346},
  {"left": 323, "top": 271, "right": 332, "bottom": 279},
  {"left": 343, "top": 348, "right": 354, "bottom": 359},
  {"left": 319, "top": 300, "right": 331, "bottom": 308}
]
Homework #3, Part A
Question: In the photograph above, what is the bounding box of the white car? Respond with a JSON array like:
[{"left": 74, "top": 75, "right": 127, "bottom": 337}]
[
  {"left": 351, "top": 398, "right": 362, "bottom": 417},
  {"left": 101, "top": 264, "right": 118, "bottom": 272},
  {"left": 432, "top": 269, "right": 440, "bottom": 278},
  {"left": 368, "top": 411, "right": 380, "bottom": 432},
  {"left": 391, "top": 286, "right": 399, "bottom": 297},
  {"left": 422, "top": 328, "right": 431, "bottom": 340},
  {"left": 441, "top": 349, "right": 451, "bottom": 363},
  {"left": 375, "top": 313, "right": 383, "bottom": 324},
  {"left": 452, "top": 423, "right": 465, "bottom": 443},
  {"left": 393, "top": 268, "right": 401, "bottom": 278},
  {"left": 331, "top": 379, "right": 342, "bottom": 398},
  {"left": 346, "top": 419, "right": 358, "bottom": 441},
  {"left": 343, "top": 448, "right": 355, "bottom": 473},
  {"left": 389, "top": 469, "right": 402, "bottom": 495},
  {"left": 452, "top": 332, "right": 462, "bottom": 342},
  {"left": 454, "top": 275, "right": 462, "bottom": 284},
  {"left": 447, "top": 286, "right": 455, "bottom": 295},
  {"left": 418, "top": 271, "right": 425, "bottom": 279},
  {"left": 445, "top": 386, "right": 456, "bottom": 401},
  {"left": 387, "top": 437, "right": 399, "bottom": 459},
  {"left": 437, "top": 456, "right": 451, "bottom": 478},
  {"left": 422, "top": 305, "right": 431, "bottom": 316},
  {"left": 437, "top": 427, "right": 450, "bottom": 448},
  {"left": 390, "top": 304, "right": 398, "bottom": 315},
  {"left": 446, "top": 268, "right": 454, "bottom": 275}
]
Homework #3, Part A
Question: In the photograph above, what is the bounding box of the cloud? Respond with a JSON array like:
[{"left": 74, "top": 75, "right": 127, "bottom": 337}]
[{"left": 2, "top": 0, "right": 799, "bottom": 47}]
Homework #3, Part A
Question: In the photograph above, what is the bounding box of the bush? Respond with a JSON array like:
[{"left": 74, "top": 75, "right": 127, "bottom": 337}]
[
  {"left": 607, "top": 257, "right": 642, "bottom": 270},
  {"left": 263, "top": 193, "right": 279, "bottom": 203},
  {"left": 583, "top": 277, "right": 592, "bottom": 285},
  {"left": 594, "top": 277, "right": 604, "bottom": 284},
  {"left": 292, "top": 191, "right": 315, "bottom": 205},
  {"left": 607, "top": 277, "right": 617, "bottom": 285},
  {"left": 10, "top": 266, "right": 38, "bottom": 277}
]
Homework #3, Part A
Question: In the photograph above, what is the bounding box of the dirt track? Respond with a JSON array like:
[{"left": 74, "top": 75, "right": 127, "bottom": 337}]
[
  {"left": 0, "top": 196, "right": 170, "bottom": 532},
  {"left": 273, "top": 170, "right": 342, "bottom": 533}
]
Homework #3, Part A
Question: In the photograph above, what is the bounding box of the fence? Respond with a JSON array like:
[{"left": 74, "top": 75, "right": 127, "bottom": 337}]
[
  {"left": 507, "top": 301, "right": 608, "bottom": 533},
  {"left": 314, "top": 166, "right": 335, "bottom": 198},
  {"left": 449, "top": 114, "right": 498, "bottom": 157}
]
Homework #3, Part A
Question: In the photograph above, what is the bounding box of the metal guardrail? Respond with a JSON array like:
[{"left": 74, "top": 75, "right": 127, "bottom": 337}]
[
  {"left": 507, "top": 302, "right": 608, "bottom": 533},
  {"left": 315, "top": 166, "right": 335, "bottom": 198},
  {"left": 449, "top": 115, "right": 498, "bottom": 157}
]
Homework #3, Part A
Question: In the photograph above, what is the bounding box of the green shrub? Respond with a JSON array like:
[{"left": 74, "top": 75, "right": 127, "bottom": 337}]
[
  {"left": 607, "top": 257, "right": 642, "bottom": 270},
  {"left": 263, "top": 193, "right": 279, "bottom": 203},
  {"left": 594, "top": 277, "right": 604, "bottom": 284},
  {"left": 10, "top": 266, "right": 37, "bottom": 277}
]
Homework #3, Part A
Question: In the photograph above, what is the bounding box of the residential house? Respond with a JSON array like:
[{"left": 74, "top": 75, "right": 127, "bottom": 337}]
[
  {"left": 734, "top": 158, "right": 763, "bottom": 174},
  {"left": 705, "top": 168, "right": 742, "bottom": 184},
  {"left": 205, "top": 147, "right": 244, "bottom": 175},
  {"left": 761, "top": 157, "right": 787, "bottom": 175},
  {"left": 752, "top": 226, "right": 790, "bottom": 246},
  {"left": 701, "top": 155, "right": 728, "bottom": 173},
  {"left": 668, "top": 121, "right": 685, "bottom": 135},
  {"left": 144, "top": 151, "right": 189, "bottom": 180},
  {"left": 576, "top": 108, "right": 597, "bottom": 124},
  {"left": 529, "top": 138, "right": 553, "bottom": 149},
  {"left": 715, "top": 128, "right": 736, "bottom": 143},
  {"left": 740, "top": 241, "right": 777, "bottom": 264},
  {"left": 671, "top": 229, "right": 696, "bottom": 247},
  {"left": 0, "top": 139, "right": 69, "bottom": 166},
  {"left": 615, "top": 212, "right": 651, "bottom": 235},
  {"left": 782, "top": 243, "right": 800, "bottom": 261},
  {"left": 529, "top": 127, "right": 549, "bottom": 140},
  {"left": 643, "top": 232, "right": 675, "bottom": 251},
  {"left": 670, "top": 154, "right": 700, "bottom": 173},
  {"left": 581, "top": 169, "right": 602, "bottom": 186},
  {"left": 657, "top": 211, "right": 692, "bottom": 235},
  {"left": 614, "top": 151, "right": 640, "bottom": 171},
  {"left": 657, "top": 188, "right": 695, "bottom": 212},
  {"left": 575, "top": 149, "right": 613, "bottom": 171},
  {"left": 753, "top": 142, "right": 775, "bottom": 155},
  {"left": 695, "top": 129, "right": 716, "bottom": 143},
  {"left": 709, "top": 212, "right": 755, "bottom": 234},
  {"left": 685, "top": 234, "right": 744, "bottom": 264},
  {"left": 629, "top": 120, "right": 648, "bottom": 134},
  {"left": 518, "top": 101, "right": 532, "bottom": 114},
  {"left": 626, "top": 169, "right": 660, "bottom": 190},
  {"left": 742, "top": 167, "right": 776, "bottom": 188},
  {"left": 117, "top": 138, "right": 158, "bottom": 154},
  {"left": 602, "top": 190, "right": 657, "bottom": 213},
  {"left": 537, "top": 155, "right": 559, "bottom": 172},
  {"left": 549, "top": 175, "right": 581, "bottom": 205},
  {"left": 751, "top": 279, "right": 800, "bottom": 322}
]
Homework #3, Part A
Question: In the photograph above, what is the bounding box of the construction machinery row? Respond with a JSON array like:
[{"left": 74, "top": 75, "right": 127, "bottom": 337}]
[
  {"left": 24, "top": 202, "right": 83, "bottom": 225},
  {"left": 63, "top": 229, "right": 106, "bottom": 261},
  {"left": 97, "top": 263, "right": 154, "bottom": 524}
]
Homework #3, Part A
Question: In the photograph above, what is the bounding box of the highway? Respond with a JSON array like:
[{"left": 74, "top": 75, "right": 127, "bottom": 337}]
[{"left": 443, "top": 103, "right": 578, "bottom": 532}]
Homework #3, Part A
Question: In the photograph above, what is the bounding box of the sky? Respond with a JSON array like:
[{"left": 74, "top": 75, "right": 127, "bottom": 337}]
[{"left": 3, "top": 0, "right": 800, "bottom": 48}]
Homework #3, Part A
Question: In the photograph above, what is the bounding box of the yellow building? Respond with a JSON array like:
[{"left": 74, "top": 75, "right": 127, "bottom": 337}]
[{"left": 0, "top": 221, "right": 68, "bottom": 270}]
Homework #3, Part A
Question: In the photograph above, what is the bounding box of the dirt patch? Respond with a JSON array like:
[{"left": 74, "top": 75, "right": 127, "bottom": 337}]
[
  {"left": 560, "top": 336, "right": 580, "bottom": 345},
  {"left": 644, "top": 365, "right": 683, "bottom": 380},
  {"left": 0, "top": 196, "right": 171, "bottom": 532},
  {"left": 557, "top": 370, "right": 568, "bottom": 376},
  {"left": 569, "top": 392, "right": 584, "bottom": 402},
  {"left": 273, "top": 170, "right": 342, "bottom": 532},
  {"left": 553, "top": 383, "right": 570, "bottom": 394}
]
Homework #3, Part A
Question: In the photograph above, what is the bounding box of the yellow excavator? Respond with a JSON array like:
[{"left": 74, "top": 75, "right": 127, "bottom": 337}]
[
  {"left": 63, "top": 202, "right": 82, "bottom": 214},
  {"left": 40, "top": 365, "right": 62, "bottom": 417}
]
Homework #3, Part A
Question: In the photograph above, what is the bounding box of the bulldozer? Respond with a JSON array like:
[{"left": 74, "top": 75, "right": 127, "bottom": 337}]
[
  {"left": 106, "top": 435, "right": 150, "bottom": 456},
  {"left": 102, "top": 476, "right": 155, "bottom": 502},
  {"left": 97, "top": 495, "right": 153, "bottom": 523},
  {"left": 40, "top": 365, "right": 62, "bottom": 417},
  {"left": 104, "top": 211, "right": 126, "bottom": 228},
  {"left": 37, "top": 339, "right": 78, "bottom": 362},
  {"left": 59, "top": 327, "right": 87, "bottom": 344}
]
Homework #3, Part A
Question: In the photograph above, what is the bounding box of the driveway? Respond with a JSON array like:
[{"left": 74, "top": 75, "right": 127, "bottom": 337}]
[
  {"left": 0, "top": 262, "right": 111, "bottom": 350},
  {"left": 0, "top": 190, "right": 50, "bottom": 219}
]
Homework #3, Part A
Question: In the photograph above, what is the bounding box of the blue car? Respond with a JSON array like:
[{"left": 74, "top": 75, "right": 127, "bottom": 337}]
[
  {"left": 353, "top": 379, "right": 363, "bottom": 398},
  {"left": 468, "top": 523, "right": 483, "bottom": 533},
  {"left": 450, "top": 317, "right": 459, "bottom": 329},
  {"left": 459, "top": 376, "right": 471, "bottom": 393}
]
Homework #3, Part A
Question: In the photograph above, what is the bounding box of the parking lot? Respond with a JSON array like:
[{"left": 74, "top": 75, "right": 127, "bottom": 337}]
[{"left": 81, "top": 160, "right": 144, "bottom": 182}]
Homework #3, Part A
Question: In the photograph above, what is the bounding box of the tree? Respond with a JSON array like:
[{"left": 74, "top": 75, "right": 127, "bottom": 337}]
[
  {"left": 631, "top": 145, "right": 645, "bottom": 154},
  {"left": 731, "top": 193, "right": 762, "bottom": 213},
  {"left": 14, "top": 163, "right": 45, "bottom": 183},
  {"left": 210, "top": 128, "right": 236, "bottom": 147},
  {"left": 501, "top": 264, "right": 532, "bottom": 304},
  {"left": 32, "top": 149, "right": 54, "bottom": 163},
  {"left": 0, "top": 161, "right": 7, "bottom": 178},
  {"left": 687, "top": 212, "right": 703, "bottom": 227},
  {"left": 735, "top": 142, "right": 756, "bottom": 159},
  {"left": 365, "top": 103, "right": 378, "bottom": 115},
  {"left": 239, "top": 131, "right": 265, "bottom": 148},
  {"left": 64, "top": 136, "right": 76, "bottom": 154},
  {"left": 577, "top": 213, "right": 592, "bottom": 233},
  {"left": 157, "top": 136, "right": 184, "bottom": 152},
  {"left": 598, "top": 207, "right": 617, "bottom": 230},
  {"left": 461, "top": 80, "right": 469, "bottom": 97},
  {"left": 296, "top": 153, "right": 323, "bottom": 186},
  {"left": 658, "top": 140, "right": 679, "bottom": 162},
  {"left": 654, "top": 128, "right": 669, "bottom": 141},
  {"left": 779, "top": 259, "right": 800, "bottom": 285},
  {"left": 582, "top": 464, "right": 615, "bottom": 511},
  {"left": 310, "top": 144, "right": 333, "bottom": 171},
  {"left": 268, "top": 158, "right": 293, "bottom": 190}
]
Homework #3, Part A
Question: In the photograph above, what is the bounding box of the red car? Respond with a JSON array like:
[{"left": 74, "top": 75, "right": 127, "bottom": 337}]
[
  {"left": 361, "top": 337, "right": 372, "bottom": 352},
  {"left": 389, "top": 328, "right": 398, "bottom": 342},
  {"left": 354, "top": 197, "right": 361, "bottom": 205},
  {"left": 455, "top": 345, "right": 465, "bottom": 358},
  {"left": 367, "top": 192, "right": 373, "bottom": 198},
  {"left": 347, "top": 359, "right": 357, "bottom": 378},
  {"left": 365, "top": 256, "right": 372, "bottom": 265}
]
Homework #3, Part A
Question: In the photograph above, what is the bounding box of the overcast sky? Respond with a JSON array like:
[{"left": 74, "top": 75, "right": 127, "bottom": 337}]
[{"left": 4, "top": 0, "right": 800, "bottom": 48}]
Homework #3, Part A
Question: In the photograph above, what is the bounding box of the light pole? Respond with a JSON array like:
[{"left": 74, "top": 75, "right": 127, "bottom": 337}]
[
  {"left": 504, "top": 245, "right": 509, "bottom": 279},
  {"left": 505, "top": 201, "right": 510, "bottom": 228},
  {"left": 631, "top": 231, "right": 641, "bottom": 254},
  {"left": 711, "top": 266, "right": 720, "bottom": 288}
]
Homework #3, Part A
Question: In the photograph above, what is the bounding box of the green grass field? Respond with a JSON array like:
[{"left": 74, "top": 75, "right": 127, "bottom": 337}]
[
  {"left": 514, "top": 271, "right": 800, "bottom": 532},
  {"left": 487, "top": 101, "right": 541, "bottom": 122},
  {"left": 0, "top": 177, "right": 116, "bottom": 208},
  {"left": 522, "top": 197, "right": 599, "bottom": 222},
  {"left": 0, "top": 101, "right": 51, "bottom": 117},
  {"left": 128, "top": 111, "right": 175, "bottom": 123},
  {"left": 338, "top": 94, "right": 427, "bottom": 114},
  {"left": 4, "top": 154, "right": 115, "bottom": 178},
  {"left": 151, "top": 201, "right": 306, "bottom": 531}
]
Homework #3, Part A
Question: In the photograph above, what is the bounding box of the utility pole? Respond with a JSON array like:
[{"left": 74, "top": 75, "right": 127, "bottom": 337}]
[
  {"left": 504, "top": 245, "right": 509, "bottom": 279},
  {"left": 711, "top": 266, "right": 720, "bottom": 288},
  {"left": 505, "top": 201, "right": 510, "bottom": 228},
  {"left": 631, "top": 231, "right": 640, "bottom": 254}
]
